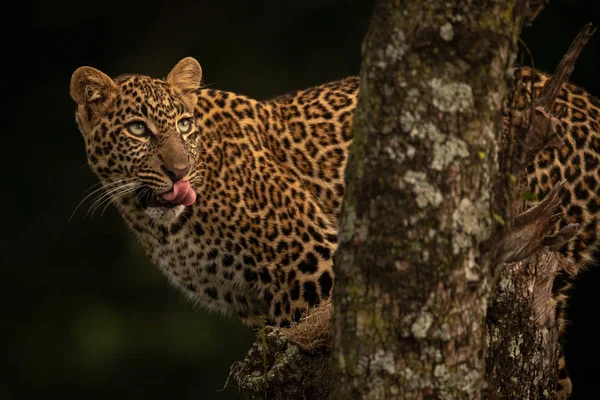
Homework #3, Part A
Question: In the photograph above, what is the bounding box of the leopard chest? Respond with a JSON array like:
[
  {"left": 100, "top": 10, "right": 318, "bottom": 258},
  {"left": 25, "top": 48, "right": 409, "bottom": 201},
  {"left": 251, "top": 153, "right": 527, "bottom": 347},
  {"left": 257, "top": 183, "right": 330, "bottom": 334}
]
[{"left": 138, "top": 223, "right": 269, "bottom": 318}]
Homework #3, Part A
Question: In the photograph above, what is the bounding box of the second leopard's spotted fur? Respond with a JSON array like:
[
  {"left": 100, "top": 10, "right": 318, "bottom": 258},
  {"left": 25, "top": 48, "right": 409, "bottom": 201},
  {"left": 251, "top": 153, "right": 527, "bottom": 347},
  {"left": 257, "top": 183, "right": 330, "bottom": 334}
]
[{"left": 70, "top": 58, "right": 599, "bottom": 398}]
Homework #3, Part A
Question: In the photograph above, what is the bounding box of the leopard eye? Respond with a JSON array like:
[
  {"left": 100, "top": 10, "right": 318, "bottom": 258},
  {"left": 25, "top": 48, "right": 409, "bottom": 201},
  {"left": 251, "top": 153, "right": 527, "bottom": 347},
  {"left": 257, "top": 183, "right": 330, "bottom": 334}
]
[
  {"left": 127, "top": 121, "right": 148, "bottom": 137},
  {"left": 177, "top": 118, "right": 193, "bottom": 134}
]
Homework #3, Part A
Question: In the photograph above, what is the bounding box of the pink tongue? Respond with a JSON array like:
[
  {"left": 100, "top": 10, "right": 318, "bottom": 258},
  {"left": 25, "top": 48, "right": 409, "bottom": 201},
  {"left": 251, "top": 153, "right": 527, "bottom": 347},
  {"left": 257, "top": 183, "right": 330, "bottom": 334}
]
[{"left": 162, "top": 180, "right": 196, "bottom": 207}]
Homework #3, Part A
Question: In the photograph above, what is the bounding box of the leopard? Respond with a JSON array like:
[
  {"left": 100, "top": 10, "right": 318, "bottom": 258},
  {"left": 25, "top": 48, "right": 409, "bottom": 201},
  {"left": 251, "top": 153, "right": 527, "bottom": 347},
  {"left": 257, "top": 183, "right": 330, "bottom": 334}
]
[
  {"left": 70, "top": 57, "right": 356, "bottom": 328},
  {"left": 70, "top": 57, "right": 600, "bottom": 399}
]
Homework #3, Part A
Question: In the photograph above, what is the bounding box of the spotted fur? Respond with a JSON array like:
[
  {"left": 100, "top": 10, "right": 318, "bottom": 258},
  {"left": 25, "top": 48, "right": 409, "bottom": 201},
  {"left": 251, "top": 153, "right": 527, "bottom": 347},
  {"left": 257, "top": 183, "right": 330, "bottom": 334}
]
[{"left": 71, "top": 59, "right": 598, "bottom": 398}]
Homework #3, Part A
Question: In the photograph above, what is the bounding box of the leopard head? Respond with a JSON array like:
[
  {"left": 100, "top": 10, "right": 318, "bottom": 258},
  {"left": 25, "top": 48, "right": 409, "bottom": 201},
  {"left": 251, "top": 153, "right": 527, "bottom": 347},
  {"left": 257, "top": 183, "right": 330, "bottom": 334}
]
[{"left": 70, "top": 57, "right": 204, "bottom": 222}]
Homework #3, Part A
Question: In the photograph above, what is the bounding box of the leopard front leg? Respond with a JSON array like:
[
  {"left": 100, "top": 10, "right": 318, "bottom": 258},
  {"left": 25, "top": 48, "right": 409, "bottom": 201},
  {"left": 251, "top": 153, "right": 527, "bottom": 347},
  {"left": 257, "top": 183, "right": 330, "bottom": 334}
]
[{"left": 248, "top": 218, "right": 337, "bottom": 328}]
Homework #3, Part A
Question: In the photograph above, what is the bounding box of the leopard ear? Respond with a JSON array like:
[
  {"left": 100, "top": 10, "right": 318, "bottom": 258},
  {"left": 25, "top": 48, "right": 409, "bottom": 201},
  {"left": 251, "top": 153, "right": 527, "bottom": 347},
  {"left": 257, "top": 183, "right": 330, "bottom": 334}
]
[
  {"left": 70, "top": 66, "right": 117, "bottom": 106},
  {"left": 167, "top": 57, "right": 202, "bottom": 93}
]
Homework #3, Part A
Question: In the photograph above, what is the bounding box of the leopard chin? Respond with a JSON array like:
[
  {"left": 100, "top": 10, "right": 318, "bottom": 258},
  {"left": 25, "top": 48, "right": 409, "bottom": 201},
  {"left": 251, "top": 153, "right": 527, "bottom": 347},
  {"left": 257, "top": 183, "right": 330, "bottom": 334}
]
[{"left": 145, "top": 205, "right": 186, "bottom": 221}]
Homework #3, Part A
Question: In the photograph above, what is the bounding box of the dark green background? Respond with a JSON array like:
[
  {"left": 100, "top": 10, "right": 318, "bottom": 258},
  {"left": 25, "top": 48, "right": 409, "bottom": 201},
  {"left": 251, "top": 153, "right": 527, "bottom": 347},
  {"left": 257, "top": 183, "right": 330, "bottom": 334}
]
[{"left": 2, "top": 1, "right": 599, "bottom": 399}]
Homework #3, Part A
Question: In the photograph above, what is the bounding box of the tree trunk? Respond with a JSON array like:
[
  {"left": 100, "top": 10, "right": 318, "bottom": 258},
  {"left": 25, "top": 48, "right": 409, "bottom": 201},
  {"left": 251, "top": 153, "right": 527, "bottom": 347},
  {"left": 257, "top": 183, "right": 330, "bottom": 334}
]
[{"left": 331, "top": 0, "right": 525, "bottom": 399}]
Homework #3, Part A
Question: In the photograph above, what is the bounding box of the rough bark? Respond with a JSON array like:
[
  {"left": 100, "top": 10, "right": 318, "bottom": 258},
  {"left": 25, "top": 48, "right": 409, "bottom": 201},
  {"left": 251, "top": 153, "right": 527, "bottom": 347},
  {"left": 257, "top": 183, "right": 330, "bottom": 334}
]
[
  {"left": 485, "top": 252, "right": 562, "bottom": 399},
  {"left": 230, "top": 328, "right": 331, "bottom": 400},
  {"left": 331, "top": 1, "right": 525, "bottom": 398}
]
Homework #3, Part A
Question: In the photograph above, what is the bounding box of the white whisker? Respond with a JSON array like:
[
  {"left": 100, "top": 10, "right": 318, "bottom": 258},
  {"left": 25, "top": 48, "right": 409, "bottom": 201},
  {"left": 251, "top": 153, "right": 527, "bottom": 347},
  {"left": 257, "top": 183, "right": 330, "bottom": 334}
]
[
  {"left": 87, "top": 182, "right": 140, "bottom": 218},
  {"left": 69, "top": 178, "right": 137, "bottom": 222},
  {"left": 100, "top": 185, "right": 141, "bottom": 215}
]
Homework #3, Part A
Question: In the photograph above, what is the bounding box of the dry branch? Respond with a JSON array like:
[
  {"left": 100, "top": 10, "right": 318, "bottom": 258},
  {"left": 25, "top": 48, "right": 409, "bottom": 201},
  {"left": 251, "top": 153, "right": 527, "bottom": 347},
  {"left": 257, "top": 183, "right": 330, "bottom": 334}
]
[
  {"left": 524, "top": 0, "right": 549, "bottom": 26},
  {"left": 506, "top": 22, "right": 596, "bottom": 181},
  {"left": 492, "top": 181, "right": 579, "bottom": 266},
  {"left": 535, "top": 23, "right": 596, "bottom": 113}
]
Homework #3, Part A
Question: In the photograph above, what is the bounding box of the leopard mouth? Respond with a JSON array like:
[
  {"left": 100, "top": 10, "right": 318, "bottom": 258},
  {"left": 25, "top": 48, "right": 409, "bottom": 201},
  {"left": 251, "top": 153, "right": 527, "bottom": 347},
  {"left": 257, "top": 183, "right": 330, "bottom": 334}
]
[
  {"left": 136, "top": 188, "right": 177, "bottom": 209},
  {"left": 136, "top": 180, "right": 197, "bottom": 209}
]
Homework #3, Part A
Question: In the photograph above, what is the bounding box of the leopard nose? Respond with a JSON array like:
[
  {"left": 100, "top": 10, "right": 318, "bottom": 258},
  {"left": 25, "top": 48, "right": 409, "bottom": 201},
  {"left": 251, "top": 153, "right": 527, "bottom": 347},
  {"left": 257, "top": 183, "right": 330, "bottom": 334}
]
[{"left": 161, "top": 165, "right": 190, "bottom": 182}]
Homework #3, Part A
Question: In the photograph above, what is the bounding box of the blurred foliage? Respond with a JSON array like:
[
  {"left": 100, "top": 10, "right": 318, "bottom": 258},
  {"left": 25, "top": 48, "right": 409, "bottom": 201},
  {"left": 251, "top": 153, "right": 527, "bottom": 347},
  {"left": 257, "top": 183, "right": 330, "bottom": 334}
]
[{"left": 1, "top": 0, "right": 599, "bottom": 399}]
